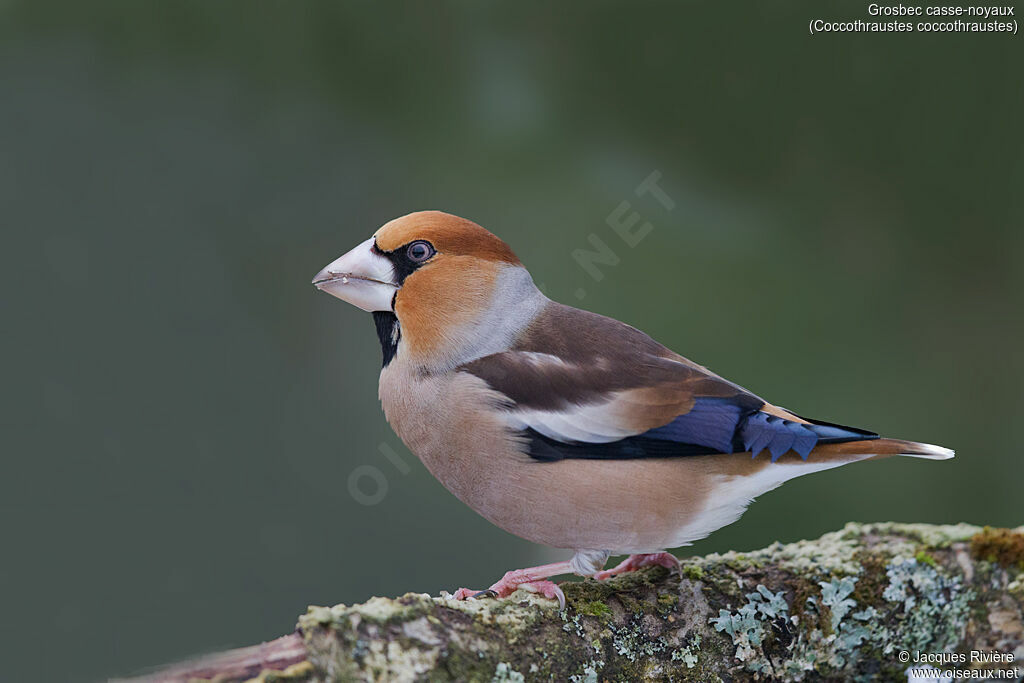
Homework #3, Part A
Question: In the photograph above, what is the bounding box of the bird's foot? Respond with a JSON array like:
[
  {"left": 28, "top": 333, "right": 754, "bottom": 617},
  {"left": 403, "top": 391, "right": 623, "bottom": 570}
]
[
  {"left": 449, "top": 562, "right": 570, "bottom": 609},
  {"left": 450, "top": 580, "right": 566, "bottom": 609},
  {"left": 594, "top": 552, "right": 681, "bottom": 580}
]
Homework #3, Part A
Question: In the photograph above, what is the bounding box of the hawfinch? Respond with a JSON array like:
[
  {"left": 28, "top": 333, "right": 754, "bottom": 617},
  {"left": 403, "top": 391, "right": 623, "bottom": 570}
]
[{"left": 313, "top": 210, "right": 953, "bottom": 608}]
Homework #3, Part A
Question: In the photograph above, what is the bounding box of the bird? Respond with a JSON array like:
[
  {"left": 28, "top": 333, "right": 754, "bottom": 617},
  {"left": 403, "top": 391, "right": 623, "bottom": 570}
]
[{"left": 312, "top": 210, "right": 953, "bottom": 608}]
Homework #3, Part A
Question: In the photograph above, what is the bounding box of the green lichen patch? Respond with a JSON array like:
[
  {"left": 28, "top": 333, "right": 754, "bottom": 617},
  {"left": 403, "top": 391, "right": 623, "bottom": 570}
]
[
  {"left": 565, "top": 567, "right": 683, "bottom": 620},
  {"left": 681, "top": 564, "right": 705, "bottom": 581},
  {"left": 914, "top": 550, "right": 938, "bottom": 568},
  {"left": 601, "top": 565, "right": 673, "bottom": 593},
  {"left": 562, "top": 578, "right": 618, "bottom": 606},
  {"left": 562, "top": 570, "right": 665, "bottom": 607},
  {"left": 657, "top": 592, "right": 679, "bottom": 612},
  {"left": 970, "top": 526, "right": 1024, "bottom": 570},
  {"left": 578, "top": 600, "right": 612, "bottom": 619}
]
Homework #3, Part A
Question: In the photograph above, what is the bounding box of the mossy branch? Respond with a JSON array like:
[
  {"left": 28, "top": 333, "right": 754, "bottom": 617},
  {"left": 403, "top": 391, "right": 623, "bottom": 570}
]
[{"left": 129, "top": 523, "right": 1024, "bottom": 682}]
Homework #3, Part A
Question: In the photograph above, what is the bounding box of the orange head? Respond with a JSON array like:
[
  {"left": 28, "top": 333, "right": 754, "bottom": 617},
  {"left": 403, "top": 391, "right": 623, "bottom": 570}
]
[{"left": 313, "top": 211, "right": 542, "bottom": 368}]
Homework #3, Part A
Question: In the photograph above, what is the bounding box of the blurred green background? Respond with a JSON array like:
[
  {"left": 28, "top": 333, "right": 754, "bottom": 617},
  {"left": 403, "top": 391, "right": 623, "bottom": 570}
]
[{"left": 2, "top": 2, "right": 1021, "bottom": 680}]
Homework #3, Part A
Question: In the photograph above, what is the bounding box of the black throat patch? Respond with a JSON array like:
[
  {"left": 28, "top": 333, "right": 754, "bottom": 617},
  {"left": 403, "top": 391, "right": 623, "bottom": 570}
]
[{"left": 372, "top": 311, "right": 401, "bottom": 367}]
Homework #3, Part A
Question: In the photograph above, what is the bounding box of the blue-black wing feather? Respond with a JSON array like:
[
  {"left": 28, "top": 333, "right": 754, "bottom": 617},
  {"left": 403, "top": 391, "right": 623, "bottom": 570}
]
[{"left": 525, "top": 402, "right": 879, "bottom": 463}]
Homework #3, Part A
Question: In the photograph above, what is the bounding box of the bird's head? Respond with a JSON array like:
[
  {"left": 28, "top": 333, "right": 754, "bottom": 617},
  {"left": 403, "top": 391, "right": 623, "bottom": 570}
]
[{"left": 313, "top": 211, "right": 544, "bottom": 368}]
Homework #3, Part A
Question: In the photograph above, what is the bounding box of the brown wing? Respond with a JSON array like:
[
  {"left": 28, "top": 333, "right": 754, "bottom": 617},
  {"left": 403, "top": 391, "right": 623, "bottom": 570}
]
[{"left": 459, "top": 302, "right": 768, "bottom": 450}]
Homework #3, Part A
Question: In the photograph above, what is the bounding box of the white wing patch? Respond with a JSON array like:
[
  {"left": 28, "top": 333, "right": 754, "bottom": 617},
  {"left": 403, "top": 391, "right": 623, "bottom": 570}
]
[{"left": 505, "top": 396, "right": 644, "bottom": 444}]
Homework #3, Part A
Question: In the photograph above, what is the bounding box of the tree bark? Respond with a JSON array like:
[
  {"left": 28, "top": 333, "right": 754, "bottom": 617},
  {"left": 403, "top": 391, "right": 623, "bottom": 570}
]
[{"left": 129, "top": 522, "right": 1024, "bottom": 682}]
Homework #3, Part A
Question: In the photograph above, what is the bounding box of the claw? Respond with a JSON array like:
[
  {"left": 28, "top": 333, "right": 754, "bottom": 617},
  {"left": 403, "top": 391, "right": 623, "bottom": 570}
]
[
  {"left": 446, "top": 560, "right": 574, "bottom": 608},
  {"left": 449, "top": 587, "right": 479, "bottom": 601},
  {"left": 519, "top": 581, "right": 566, "bottom": 610}
]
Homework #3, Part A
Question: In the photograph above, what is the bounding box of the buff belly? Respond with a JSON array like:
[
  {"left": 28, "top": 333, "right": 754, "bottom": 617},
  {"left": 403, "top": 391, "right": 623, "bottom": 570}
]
[{"left": 379, "top": 361, "right": 860, "bottom": 553}]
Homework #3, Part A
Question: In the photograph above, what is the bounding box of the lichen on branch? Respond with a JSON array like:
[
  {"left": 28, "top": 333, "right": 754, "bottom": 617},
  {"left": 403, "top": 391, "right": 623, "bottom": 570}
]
[
  {"left": 294, "top": 522, "right": 1024, "bottom": 682},
  {"left": 139, "top": 522, "right": 1024, "bottom": 682}
]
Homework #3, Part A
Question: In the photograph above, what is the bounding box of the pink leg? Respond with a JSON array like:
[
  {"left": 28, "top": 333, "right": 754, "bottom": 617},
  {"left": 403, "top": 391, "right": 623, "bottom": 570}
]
[
  {"left": 593, "top": 552, "right": 680, "bottom": 581},
  {"left": 450, "top": 561, "right": 573, "bottom": 609}
]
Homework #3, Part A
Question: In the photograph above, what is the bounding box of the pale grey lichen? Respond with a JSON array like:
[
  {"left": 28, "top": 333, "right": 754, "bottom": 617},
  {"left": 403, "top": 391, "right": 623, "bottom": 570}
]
[
  {"left": 710, "top": 584, "right": 789, "bottom": 671},
  {"left": 609, "top": 620, "right": 670, "bottom": 662},
  {"left": 859, "top": 522, "right": 983, "bottom": 548},
  {"left": 709, "top": 551, "right": 977, "bottom": 681},
  {"left": 702, "top": 523, "right": 984, "bottom": 580},
  {"left": 670, "top": 633, "right": 701, "bottom": 668},
  {"left": 820, "top": 576, "right": 857, "bottom": 631},
  {"left": 568, "top": 660, "right": 602, "bottom": 682},
  {"left": 882, "top": 556, "right": 972, "bottom": 653},
  {"left": 292, "top": 523, "right": 1014, "bottom": 682},
  {"left": 348, "top": 639, "right": 439, "bottom": 680},
  {"left": 561, "top": 611, "right": 586, "bottom": 639},
  {"left": 707, "top": 530, "right": 864, "bottom": 576},
  {"left": 491, "top": 661, "right": 525, "bottom": 682},
  {"left": 799, "top": 578, "right": 879, "bottom": 671}
]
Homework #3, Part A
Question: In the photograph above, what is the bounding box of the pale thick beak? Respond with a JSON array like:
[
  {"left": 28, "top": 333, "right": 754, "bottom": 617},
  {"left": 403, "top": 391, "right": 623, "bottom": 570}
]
[{"left": 312, "top": 237, "right": 398, "bottom": 312}]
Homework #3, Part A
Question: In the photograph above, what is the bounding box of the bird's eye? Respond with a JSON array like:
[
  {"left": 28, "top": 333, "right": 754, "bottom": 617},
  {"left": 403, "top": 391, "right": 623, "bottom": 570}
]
[{"left": 406, "top": 240, "right": 435, "bottom": 263}]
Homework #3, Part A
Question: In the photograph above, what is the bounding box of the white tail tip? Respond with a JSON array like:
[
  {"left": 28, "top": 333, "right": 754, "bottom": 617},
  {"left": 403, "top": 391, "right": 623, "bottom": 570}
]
[{"left": 900, "top": 443, "right": 955, "bottom": 460}]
